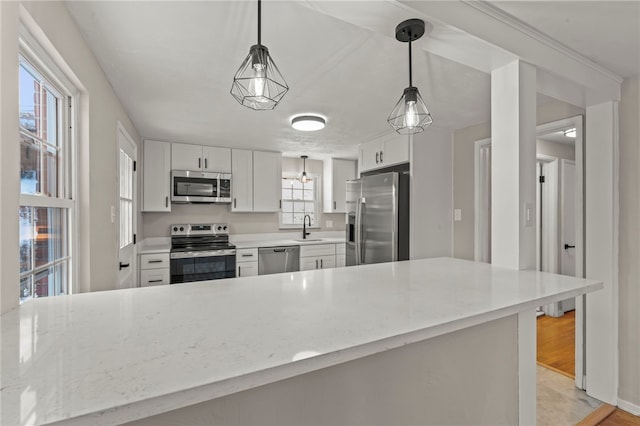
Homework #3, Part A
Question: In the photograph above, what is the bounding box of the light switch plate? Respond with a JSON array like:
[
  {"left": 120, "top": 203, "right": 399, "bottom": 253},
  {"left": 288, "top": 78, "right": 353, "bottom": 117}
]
[
  {"left": 454, "top": 209, "right": 462, "bottom": 222},
  {"left": 110, "top": 205, "right": 116, "bottom": 224},
  {"left": 524, "top": 202, "right": 534, "bottom": 227}
]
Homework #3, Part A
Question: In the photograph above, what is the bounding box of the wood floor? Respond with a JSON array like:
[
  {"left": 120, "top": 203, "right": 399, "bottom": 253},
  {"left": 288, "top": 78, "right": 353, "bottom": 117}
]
[
  {"left": 537, "top": 311, "right": 640, "bottom": 425},
  {"left": 537, "top": 310, "right": 575, "bottom": 378}
]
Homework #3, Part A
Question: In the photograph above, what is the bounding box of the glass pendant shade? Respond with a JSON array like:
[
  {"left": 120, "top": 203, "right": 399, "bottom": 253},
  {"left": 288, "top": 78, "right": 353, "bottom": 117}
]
[
  {"left": 231, "top": 45, "right": 288, "bottom": 110},
  {"left": 387, "top": 86, "right": 432, "bottom": 135},
  {"left": 299, "top": 155, "right": 310, "bottom": 183}
]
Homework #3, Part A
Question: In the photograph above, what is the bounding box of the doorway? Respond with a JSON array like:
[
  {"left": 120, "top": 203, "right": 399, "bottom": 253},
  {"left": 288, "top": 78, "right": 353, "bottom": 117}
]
[
  {"left": 474, "top": 115, "right": 585, "bottom": 388},
  {"left": 117, "top": 122, "right": 137, "bottom": 289}
]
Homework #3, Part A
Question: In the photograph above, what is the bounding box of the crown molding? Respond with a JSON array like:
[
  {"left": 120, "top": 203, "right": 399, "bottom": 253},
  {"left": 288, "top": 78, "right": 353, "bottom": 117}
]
[{"left": 462, "top": 1, "right": 623, "bottom": 84}]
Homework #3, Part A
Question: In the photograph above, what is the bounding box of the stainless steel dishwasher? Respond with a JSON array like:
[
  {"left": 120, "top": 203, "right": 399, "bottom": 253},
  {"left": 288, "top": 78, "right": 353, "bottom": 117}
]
[{"left": 258, "top": 246, "right": 300, "bottom": 275}]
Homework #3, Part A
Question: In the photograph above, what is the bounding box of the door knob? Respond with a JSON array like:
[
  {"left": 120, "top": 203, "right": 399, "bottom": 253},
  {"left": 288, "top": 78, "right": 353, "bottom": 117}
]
[{"left": 564, "top": 244, "right": 576, "bottom": 250}]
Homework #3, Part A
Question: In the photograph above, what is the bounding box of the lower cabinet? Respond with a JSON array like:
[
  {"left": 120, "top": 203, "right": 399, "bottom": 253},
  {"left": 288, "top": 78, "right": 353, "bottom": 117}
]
[
  {"left": 300, "top": 244, "right": 336, "bottom": 271},
  {"left": 236, "top": 248, "right": 259, "bottom": 277},
  {"left": 139, "top": 253, "right": 170, "bottom": 286},
  {"left": 336, "top": 243, "right": 346, "bottom": 267}
]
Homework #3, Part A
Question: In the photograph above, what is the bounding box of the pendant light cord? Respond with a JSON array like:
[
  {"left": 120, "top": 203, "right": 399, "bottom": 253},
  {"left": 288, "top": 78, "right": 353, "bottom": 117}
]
[
  {"left": 408, "top": 38, "right": 413, "bottom": 87},
  {"left": 257, "top": 0, "right": 262, "bottom": 47}
]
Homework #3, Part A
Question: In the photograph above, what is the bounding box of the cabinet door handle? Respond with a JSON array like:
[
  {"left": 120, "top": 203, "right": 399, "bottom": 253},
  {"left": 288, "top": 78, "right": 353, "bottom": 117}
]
[
  {"left": 375, "top": 152, "right": 379, "bottom": 164},
  {"left": 119, "top": 262, "right": 130, "bottom": 270},
  {"left": 334, "top": 201, "right": 337, "bottom": 210},
  {"left": 241, "top": 254, "right": 253, "bottom": 257},
  {"left": 238, "top": 266, "right": 241, "bottom": 277},
  {"left": 204, "top": 158, "right": 208, "bottom": 169},
  {"left": 280, "top": 199, "right": 282, "bottom": 209},
  {"left": 234, "top": 198, "right": 237, "bottom": 208},
  {"left": 148, "top": 279, "right": 163, "bottom": 283},
  {"left": 315, "top": 259, "right": 318, "bottom": 269},
  {"left": 165, "top": 196, "right": 168, "bottom": 208},
  {"left": 198, "top": 158, "right": 202, "bottom": 169},
  {"left": 148, "top": 260, "right": 163, "bottom": 264},
  {"left": 321, "top": 258, "right": 323, "bottom": 268},
  {"left": 379, "top": 151, "right": 383, "bottom": 163}
]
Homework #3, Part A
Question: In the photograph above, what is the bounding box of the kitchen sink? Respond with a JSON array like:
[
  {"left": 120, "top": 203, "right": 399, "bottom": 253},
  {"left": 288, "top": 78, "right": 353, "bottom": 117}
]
[{"left": 294, "top": 238, "right": 324, "bottom": 242}]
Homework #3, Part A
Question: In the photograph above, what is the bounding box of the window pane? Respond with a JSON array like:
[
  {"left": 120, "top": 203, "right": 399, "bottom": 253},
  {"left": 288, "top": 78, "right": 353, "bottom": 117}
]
[
  {"left": 291, "top": 179, "right": 303, "bottom": 190},
  {"left": 281, "top": 179, "right": 292, "bottom": 189},
  {"left": 303, "top": 180, "right": 314, "bottom": 191},
  {"left": 20, "top": 276, "right": 33, "bottom": 301},
  {"left": 34, "top": 207, "right": 66, "bottom": 268},
  {"left": 302, "top": 189, "right": 313, "bottom": 201},
  {"left": 20, "top": 133, "right": 41, "bottom": 195},
  {"left": 281, "top": 213, "right": 293, "bottom": 225},
  {"left": 42, "top": 143, "right": 58, "bottom": 197},
  {"left": 19, "top": 206, "right": 33, "bottom": 273},
  {"left": 281, "top": 201, "right": 293, "bottom": 213},
  {"left": 43, "top": 88, "right": 58, "bottom": 146},
  {"left": 19, "top": 64, "right": 38, "bottom": 134},
  {"left": 292, "top": 189, "right": 303, "bottom": 200},
  {"left": 293, "top": 213, "right": 304, "bottom": 225},
  {"left": 305, "top": 202, "right": 315, "bottom": 213},
  {"left": 293, "top": 201, "right": 306, "bottom": 212},
  {"left": 281, "top": 187, "right": 292, "bottom": 200}
]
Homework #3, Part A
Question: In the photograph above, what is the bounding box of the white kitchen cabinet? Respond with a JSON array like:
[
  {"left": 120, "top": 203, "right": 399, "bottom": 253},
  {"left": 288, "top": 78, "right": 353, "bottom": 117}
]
[
  {"left": 253, "top": 151, "right": 282, "bottom": 212},
  {"left": 359, "top": 136, "right": 410, "bottom": 173},
  {"left": 323, "top": 158, "right": 357, "bottom": 213},
  {"left": 142, "top": 140, "right": 171, "bottom": 212},
  {"left": 172, "top": 143, "right": 231, "bottom": 172},
  {"left": 299, "top": 244, "right": 336, "bottom": 271},
  {"left": 336, "top": 243, "right": 346, "bottom": 267},
  {"left": 236, "top": 261, "right": 258, "bottom": 277},
  {"left": 231, "top": 149, "right": 253, "bottom": 212},
  {"left": 202, "top": 146, "right": 232, "bottom": 173},
  {"left": 236, "top": 248, "right": 258, "bottom": 277},
  {"left": 139, "top": 253, "right": 170, "bottom": 286}
]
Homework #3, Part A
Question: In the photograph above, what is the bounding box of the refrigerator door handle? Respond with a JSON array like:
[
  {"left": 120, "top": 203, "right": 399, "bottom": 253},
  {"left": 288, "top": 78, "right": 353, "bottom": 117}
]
[
  {"left": 355, "top": 197, "right": 362, "bottom": 265},
  {"left": 360, "top": 197, "right": 367, "bottom": 264}
]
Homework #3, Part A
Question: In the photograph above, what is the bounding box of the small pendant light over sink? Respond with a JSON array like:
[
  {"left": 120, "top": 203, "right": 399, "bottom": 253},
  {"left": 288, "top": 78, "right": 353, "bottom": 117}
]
[
  {"left": 299, "top": 155, "right": 310, "bottom": 183},
  {"left": 387, "top": 19, "right": 433, "bottom": 134},
  {"left": 231, "top": 0, "right": 289, "bottom": 110}
]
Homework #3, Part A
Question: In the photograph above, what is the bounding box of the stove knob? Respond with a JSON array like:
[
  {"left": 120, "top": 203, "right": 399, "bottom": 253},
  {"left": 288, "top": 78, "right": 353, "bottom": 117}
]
[
  {"left": 179, "top": 226, "right": 184, "bottom": 232},
  {"left": 173, "top": 227, "right": 178, "bottom": 232},
  {"left": 223, "top": 225, "right": 228, "bottom": 231},
  {"left": 217, "top": 225, "right": 222, "bottom": 231}
]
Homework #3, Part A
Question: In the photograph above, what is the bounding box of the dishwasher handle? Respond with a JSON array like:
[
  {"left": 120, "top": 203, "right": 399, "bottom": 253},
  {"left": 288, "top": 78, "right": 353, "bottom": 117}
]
[{"left": 273, "top": 248, "right": 286, "bottom": 253}]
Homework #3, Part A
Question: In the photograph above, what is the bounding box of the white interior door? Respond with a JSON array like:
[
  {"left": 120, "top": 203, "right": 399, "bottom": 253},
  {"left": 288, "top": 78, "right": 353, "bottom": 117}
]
[{"left": 118, "top": 123, "right": 137, "bottom": 288}]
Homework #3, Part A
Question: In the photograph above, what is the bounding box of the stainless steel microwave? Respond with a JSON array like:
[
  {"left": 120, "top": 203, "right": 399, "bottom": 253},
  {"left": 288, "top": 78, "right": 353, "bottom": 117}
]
[{"left": 171, "top": 170, "right": 232, "bottom": 204}]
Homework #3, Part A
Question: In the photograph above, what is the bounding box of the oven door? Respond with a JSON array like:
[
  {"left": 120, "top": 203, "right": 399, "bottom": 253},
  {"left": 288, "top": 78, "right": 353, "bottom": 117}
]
[{"left": 170, "top": 250, "right": 236, "bottom": 284}]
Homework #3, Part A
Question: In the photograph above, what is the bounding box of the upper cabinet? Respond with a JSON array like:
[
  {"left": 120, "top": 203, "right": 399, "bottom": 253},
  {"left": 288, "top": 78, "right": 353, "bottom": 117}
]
[
  {"left": 230, "top": 149, "right": 281, "bottom": 212},
  {"left": 231, "top": 149, "right": 253, "bottom": 212},
  {"left": 323, "top": 158, "right": 357, "bottom": 213},
  {"left": 253, "top": 151, "right": 282, "bottom": 212},
  {"left": 359, "top": 136, "right": 410, "bottom": 173},
  {"left": 142, "top": 140, "right": 171, "bottom": 212},
  {"left": 171, "top": 143, "right": 231, "bottom": 173}
]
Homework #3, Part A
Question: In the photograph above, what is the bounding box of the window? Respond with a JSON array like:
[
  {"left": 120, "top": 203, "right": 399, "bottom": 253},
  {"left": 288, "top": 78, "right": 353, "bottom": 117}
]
[
  {"left": 19, "top": 54, "right": 74, "bottom": 303},
  {"left": 280, "top": 176, "right": 317, "bottom": 227}
]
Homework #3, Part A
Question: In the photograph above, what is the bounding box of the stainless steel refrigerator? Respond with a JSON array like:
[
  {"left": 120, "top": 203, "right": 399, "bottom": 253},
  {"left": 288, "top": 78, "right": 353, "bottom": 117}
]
[{"left": 346, "top": 171, "right": 410, "bottom": 266}]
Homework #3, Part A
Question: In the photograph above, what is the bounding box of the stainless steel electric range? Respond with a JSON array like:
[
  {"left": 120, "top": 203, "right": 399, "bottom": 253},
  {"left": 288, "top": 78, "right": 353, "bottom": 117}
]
[{"left": 169, "top": 223, "right": 236, "bottom": 284}]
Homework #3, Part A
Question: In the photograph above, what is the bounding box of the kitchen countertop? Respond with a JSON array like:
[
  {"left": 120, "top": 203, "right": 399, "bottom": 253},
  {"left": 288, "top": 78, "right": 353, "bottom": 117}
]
[
  {"left": 232, "top": 236, "right": 345, "bottom": 249},
  {"left": 0, "top": 257, "right": 602, "bottom": 425},
  {"left": 137, "top": 237, "right": 171, "bottom": 254}
]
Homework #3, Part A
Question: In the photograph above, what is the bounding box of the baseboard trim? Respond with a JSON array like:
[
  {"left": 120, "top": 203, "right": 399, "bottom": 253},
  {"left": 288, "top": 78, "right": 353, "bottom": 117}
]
[
  {"left": 618, "top": 398, "right": 640, "bottom": 416},
  {"left": 576, "top": 403, "right": 616, "bottom": 426}
]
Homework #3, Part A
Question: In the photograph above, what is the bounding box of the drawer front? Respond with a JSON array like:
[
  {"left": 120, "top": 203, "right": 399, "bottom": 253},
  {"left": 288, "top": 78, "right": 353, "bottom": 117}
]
[
  {"left": 237, "top": 248, "right": 258, "bottom": 263},
  {"left": 335, "top": 243, "right": 346, "bottom": 255},
  {"left": 300, "top": 244, "right": 335, "bottom": 258},
  {"left": 140, "top": 253, "right": 170, "bottom": 270},
  {"left": 140, "top": 268, "right": 169, "bottom": 286},
  {"left": 318, "top": 255, "right": 336, "bottom": 269}
]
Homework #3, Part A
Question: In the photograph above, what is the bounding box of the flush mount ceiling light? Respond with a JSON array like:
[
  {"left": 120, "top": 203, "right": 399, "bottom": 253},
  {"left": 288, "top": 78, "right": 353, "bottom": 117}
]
[
  {"left": 291, "top": 115, "right": 326, "bottom": 131},
  {"left": 387, "top": 19, "right": 433, "bottom": 135},
  {"left": 563, "top": 128, "right": 577, "bottom": 138},
  {"left": 299, "top": 155, "right": 310, "bottom": 183},
  {"left": 230, "top": 0, "right": 288, "bottom": 110}
]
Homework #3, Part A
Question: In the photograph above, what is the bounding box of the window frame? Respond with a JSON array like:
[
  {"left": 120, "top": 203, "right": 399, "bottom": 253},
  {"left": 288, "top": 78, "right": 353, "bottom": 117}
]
[
  {"left": 279, "top": 173, "right": 321, "bottom": 230},
  {"left": 18, "top": 27, "right": 78, "bottom": 303}
]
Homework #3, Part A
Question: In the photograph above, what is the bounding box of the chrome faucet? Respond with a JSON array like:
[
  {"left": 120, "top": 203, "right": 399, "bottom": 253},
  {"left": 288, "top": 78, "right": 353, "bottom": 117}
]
[{"left": 302, "top": 214, "right": 312, "bottom": 239}]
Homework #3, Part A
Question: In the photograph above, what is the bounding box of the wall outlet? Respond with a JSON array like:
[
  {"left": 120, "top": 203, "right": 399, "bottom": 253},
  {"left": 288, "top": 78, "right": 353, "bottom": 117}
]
[
  {"left": 325, "top": 220, "right": 333, "bottom": 228},
  {"left": 454, "top": 209, "right": 462, "bottom": 222}
]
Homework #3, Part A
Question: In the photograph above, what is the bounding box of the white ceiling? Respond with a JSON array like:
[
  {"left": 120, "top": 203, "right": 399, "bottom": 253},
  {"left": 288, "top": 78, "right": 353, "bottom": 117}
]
[{"left": 64, "top": 1, "right": 639, "bottom": 160}]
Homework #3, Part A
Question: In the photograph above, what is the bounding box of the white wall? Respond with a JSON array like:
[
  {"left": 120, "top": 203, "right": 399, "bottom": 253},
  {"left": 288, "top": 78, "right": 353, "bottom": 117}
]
[
  {"left": 452, "top": 99, "right": 585, "bottom": 260},
  {"left": 141, "top": 157, "right": 346, "bottom": 237},
  {"left": 618, "top": 75, "right": 640, "bottom": 411},
  {"left": 1, "top": 2, "right": 141, "bottom": 311},
  {"left": 537, "top": 139, "right": 575, "bottom": 161},
  {"left": 410, "top": 127, "right": 453, "bottom": 259}
]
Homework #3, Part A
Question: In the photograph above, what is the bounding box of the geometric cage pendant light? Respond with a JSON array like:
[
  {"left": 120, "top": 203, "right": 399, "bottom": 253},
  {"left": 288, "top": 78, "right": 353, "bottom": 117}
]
[
  {"left": 231, "top": 0, "right": 289, "bottom": 110},
  {"left": 387, "top": 19, "right": 433, "bottom": 134}
]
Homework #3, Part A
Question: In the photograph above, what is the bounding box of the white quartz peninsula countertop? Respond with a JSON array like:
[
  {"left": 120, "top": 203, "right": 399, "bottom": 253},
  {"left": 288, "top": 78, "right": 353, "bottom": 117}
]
[{"left": 0, "top": 258, "right": 602, "bottom": 426}]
